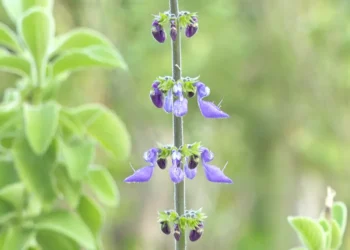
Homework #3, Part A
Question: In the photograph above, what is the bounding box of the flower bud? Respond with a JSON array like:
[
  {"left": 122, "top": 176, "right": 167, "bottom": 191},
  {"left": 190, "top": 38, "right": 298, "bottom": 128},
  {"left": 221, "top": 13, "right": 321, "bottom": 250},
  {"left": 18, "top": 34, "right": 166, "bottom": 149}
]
[
  {"left": 187, "top": 91, "right": 195, "bottom": 98},
  {"left": 189, "top": 222, "right": 204, "bottom": 242},
  {"left": 157, "top": 158, "right": 167, "bottom": 169},
  {"left": 170, "top": 20, "right": 177, "bottom": 41},
  {"left": 160, "top": 221, "right": 171, "bottom": 235},
  {"left": 152, "top": 20, "right": 166, "bottom": 43},
  {"left": 188, "top": 155, "right": 199, "bottom": 169},
  {"left": 150, "top": 81, "right": 164, "bottom": 108},
  {"left": 174, "top": 224, "right": 181, "bottom": 241},
  {"left": 185, "top": 16, "right": 198, "bottom": 38}
]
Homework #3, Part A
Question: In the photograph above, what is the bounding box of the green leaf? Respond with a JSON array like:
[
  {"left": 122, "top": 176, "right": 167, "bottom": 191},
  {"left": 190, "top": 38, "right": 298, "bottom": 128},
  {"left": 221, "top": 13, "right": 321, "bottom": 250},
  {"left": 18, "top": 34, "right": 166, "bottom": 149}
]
[
  {"left": 59, "top": 109, "right": 84, "bottom": 138},
  {"left": 330, "top": 220, "right": 342, "bottom": 249},
  {"left": 0, "top": 183, "right": 25, "bottom": 209},
  {"left": 319, "top": 218, "right": 331, "bottom": 249},
  {"left": 77, "top": 195, "right": 104, "bottom": 237},
  {"left": 53, "top": 164, "right": 81, "bottom": 208},
  {"left": 2, "top": 227, "right": 32, "bottom": 250},
  {"left": 73, "top": 104, "right": 130, "bottom": 161},
  {"left": 332, "top": 202, "right": 347, "bottom": 235},
  {"left": 2, "top": 0, "right": 53, "bottom": 22},
  {"left": 23, "top": 102, "right": 60, "bottom": 154},
  {"left": 0, "top": 54, "right": 31, "bottom": 77},
  {"left": 0, "top": 199, "right": 16, "bottom": 224},
  {"left": 12, "top": 136, "right": 57, "bottom": 205},
  {"left": 0, "top": 159, "right": 18, "bottom": 189},
  {"left": 0, "top": 24, "right": 21, "bottom": 52},
  {"left": 37, "top": 230, "right": 79, "bottom": 250},
  {"left": 60, "top": 139, "right": 95, "bottom": 181},
  {"left": 35, "top": 211, "right": 96, "bottom": 249},
  {"left": 87, "top": 167, "right": 119, "bottom": 207},
  {"left": 0, "top": 104, "right": 20, "bottom": 136},
  {"left": 290, "top": 248, "right": 308, "bottom": 250},
  {"left": 18, "top": 7, "right": 54, "bottom": 85},
  {"left": 288, "top": 216, "right": 326, "bottom": 250},
  {"left": 52, "top": 28, "right": 113, "bottom": 55},
  {"left": 52, "top": 46, "right": 127, "bottom": 77}
]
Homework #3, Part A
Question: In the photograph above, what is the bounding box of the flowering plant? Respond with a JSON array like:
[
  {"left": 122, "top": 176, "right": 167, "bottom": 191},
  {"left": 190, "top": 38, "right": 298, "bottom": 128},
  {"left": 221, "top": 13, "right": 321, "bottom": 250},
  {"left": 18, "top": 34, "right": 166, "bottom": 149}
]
[{"left": 125, "top": 1, "right": 233, "bottom": 248}]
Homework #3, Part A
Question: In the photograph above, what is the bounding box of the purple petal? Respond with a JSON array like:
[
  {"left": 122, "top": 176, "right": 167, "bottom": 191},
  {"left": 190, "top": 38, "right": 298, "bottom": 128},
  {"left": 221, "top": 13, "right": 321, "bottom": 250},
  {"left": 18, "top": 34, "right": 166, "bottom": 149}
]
[
  {"left": 150, "top": 88, "right": 164, "bottom": 108},
  {"left": 184, "top": 161, "right": 197, "bottom": 180},
  {"left": 163, "top": 90, "right": 173, "bottom": 113},
  {"left": 200, "top": 147, "right": 214, "bottom": 163},
  {"left": 124, "top": 166, "right": 155, "bottom": 183},
  {"left": 173, "top": 83, "right": 182, "bottom": 97},
  {"left": 195, "top": 82, "right": 210, "bottom": 99},
  {"left": 143, "top": 148, "right": 159, "bottom": 164},
  {"left": 172, "top": 150, "right": 182, "bottom": 167},
  {"left": 170, "top": 27, "right": 177, "bottom": 41},
  {"left": 195, "top": 82, "right": 229, "bottom": 118},
  {"left": 202, "top": 162, "right": 233, "bottom": 184},
  {"left": 169, "top": 165, "right": 184, "bottom": 183},
  {"left": 170, "top": 151, "right": 184, "bottom": 183},
  {"left": 173, "top": 98, "right": 188, "bottom": 117},
  {"left": 198, "top": 98, "right": 229, "bottom": 119}
]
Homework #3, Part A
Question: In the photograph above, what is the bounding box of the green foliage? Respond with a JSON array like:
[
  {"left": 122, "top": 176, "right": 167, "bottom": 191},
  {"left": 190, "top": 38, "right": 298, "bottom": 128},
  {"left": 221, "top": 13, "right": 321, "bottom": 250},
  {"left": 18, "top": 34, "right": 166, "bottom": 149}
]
[
  {"left": 289, "top": 199, "right": 348, "bottom": 250},
  {"left": 0, "top": 0, "right": 130, "bottom": 249},
  {"left": 87, "top": 167, "right": 119, "bottom": 207},
  {"left": 288, "top": 217, "right": 326, "bottom": 250},
  {"left": 23, "top": 102, "right": 59, "bottom": 154},
  {"left": 35, "top": 211, "right": 95, "bottom": 249},
  {"left": 332, "top": 202, "right": 347, "bottom": 235}
]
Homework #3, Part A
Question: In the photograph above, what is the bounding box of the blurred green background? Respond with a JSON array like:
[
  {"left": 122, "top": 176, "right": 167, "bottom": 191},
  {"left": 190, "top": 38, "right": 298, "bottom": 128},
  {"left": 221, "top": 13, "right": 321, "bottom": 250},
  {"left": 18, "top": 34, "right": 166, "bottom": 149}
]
[{"left": 2, "top": 0, "right": 350, "bottom": 249}]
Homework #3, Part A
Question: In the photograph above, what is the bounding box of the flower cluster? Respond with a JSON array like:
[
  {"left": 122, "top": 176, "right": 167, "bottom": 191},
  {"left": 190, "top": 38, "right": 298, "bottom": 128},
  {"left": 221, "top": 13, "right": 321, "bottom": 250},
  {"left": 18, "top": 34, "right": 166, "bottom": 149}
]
[
  {"left": 124, "top": 143, "right": 233, "bottom": 184},
  {"left": 158, "top": 209, "right": 207, "bottom": 242},
  {"left": 150, "top": 76, "right": 229, "bottom": 118},
  {"left": 152, "top": 11, "right": 198, "bottom": 43}
]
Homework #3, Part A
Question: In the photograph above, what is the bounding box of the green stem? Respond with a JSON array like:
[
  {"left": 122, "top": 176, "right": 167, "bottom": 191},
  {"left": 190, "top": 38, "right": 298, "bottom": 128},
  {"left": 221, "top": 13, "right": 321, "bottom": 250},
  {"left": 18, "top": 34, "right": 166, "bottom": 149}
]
[{"left": 169, "top": 0, "right": 185, "bottom": 249}]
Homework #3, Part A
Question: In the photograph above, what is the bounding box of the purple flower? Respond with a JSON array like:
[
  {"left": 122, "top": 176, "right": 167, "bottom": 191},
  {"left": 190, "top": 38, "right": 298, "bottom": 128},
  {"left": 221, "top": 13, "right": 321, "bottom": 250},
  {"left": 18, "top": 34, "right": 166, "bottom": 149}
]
[
  {"left": 185, "top": 16, "right": 198, "bottom": 38},
  {"left": 195, "top": 82, "right": 229, "bottom": 119},
  {"left": 161, "top": 221, "right": 171, "bottom": 235},
  {"left": 170, "top": 20, "right": 177, "bottom": 41},
  {"left": 169, "top": 150, "right": 184, "bottom": 183},
  {"left": 152, "top": 20, "right": 166, "bottom": 43},
  {"left": 163, "top": 90, "right": 173, "bottom": 113},
  {"left": 173, "top": 83, "right": 188, "bottom": 117},
  {"left": 184, "top": 158, "right": 197, "bottom": 180},
  {"left": 150, "top": 81, "right": 164, "bottom": 108},
  {"left": 124, "top": 148, "right": 159, "bottom": 183},
  {"left": 200, "top": 147, "right": 233, "bottom": 183},
  {"left": 174, "top": 224, "right": 181, "bottom": 241},
  {"left": 183, "top": 147, "right": 232, "bottom": 183},
  {"left": 189, "top": 222, "right": 204, "bottom": 241}
]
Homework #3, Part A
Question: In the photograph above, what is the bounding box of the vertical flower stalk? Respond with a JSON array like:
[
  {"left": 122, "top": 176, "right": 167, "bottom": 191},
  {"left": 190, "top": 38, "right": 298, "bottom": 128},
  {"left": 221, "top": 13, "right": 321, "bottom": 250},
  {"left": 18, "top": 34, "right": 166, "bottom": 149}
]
[
  {"left": 125, "top": 1, "right": 233, "bottom": 249},
  {"left": 169, "top": 0, "right": 186, "bottom": 249}
]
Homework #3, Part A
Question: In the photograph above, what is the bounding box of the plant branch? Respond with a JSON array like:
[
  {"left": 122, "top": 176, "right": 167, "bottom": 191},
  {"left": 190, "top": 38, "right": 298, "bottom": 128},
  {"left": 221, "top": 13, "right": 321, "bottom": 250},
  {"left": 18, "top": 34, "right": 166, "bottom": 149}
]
[{"left": 169, "top": 0, "right": 185, "bottom": 249}]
